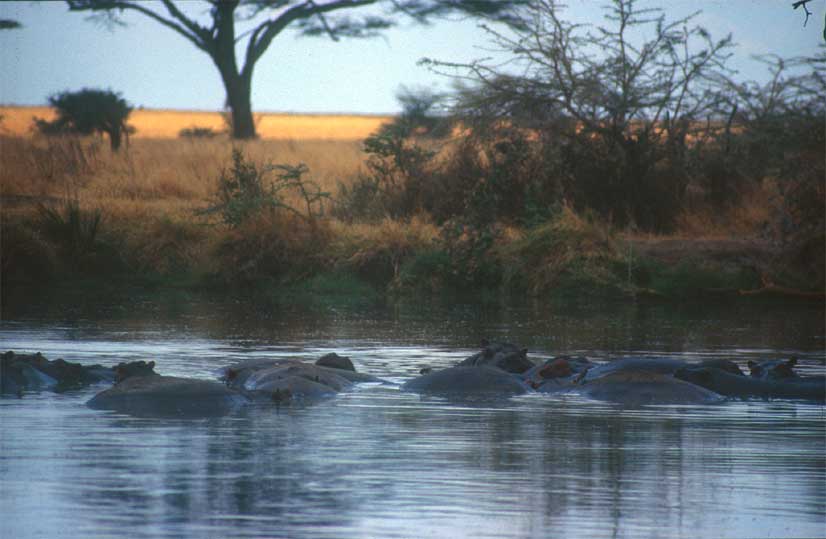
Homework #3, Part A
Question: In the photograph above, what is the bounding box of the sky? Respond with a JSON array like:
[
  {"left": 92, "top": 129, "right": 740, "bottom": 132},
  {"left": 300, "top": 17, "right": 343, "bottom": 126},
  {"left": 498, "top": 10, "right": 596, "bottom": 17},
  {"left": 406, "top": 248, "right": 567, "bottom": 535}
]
[{"left": 1, "top": 1, "right": 823, "bottom": 114}]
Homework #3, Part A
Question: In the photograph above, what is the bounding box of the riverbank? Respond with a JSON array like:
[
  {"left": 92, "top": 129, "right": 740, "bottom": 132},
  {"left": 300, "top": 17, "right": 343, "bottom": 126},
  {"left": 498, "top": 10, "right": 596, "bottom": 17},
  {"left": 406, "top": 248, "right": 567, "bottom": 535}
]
[
  {"left": 1, "top": 130, "right": 822, "bottom": 303},
  {"left": 2, "top": 198, "right": 822, "bottom": 304}
]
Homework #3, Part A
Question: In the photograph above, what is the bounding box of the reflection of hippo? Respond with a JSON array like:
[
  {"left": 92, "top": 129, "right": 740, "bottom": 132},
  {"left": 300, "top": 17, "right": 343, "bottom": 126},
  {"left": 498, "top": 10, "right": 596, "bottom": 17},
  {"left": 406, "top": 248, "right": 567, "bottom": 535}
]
[
  {"left": 401, "top": 366, "right": 530, "bottom": 396},
  {"left": 456, "top": 341, "right": 535, "bottom": 374},
  {"left": 570, "top": 371, "right": 724, "bottom": 406},
  {"left": 675, "top": 365, "right": 826, "bottom": 402},
  {"left": 223, "top": 355, "right": 383, "bottom": 402},
  {"left": 1, "top": 351, "right": 150, "bottom": 394},
  {"left": 87, "top": 374, "right": 249, "bottom": 417}
]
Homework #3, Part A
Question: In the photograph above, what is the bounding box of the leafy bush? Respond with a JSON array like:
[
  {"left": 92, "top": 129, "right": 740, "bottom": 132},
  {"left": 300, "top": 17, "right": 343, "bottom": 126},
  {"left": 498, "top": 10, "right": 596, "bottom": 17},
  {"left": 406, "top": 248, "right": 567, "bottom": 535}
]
[
  {"left": 335, "top": 124, "right": 436, "bottom": 221},
  {"left": 199, "top": 148, "right": 329, "bottom": 228}
]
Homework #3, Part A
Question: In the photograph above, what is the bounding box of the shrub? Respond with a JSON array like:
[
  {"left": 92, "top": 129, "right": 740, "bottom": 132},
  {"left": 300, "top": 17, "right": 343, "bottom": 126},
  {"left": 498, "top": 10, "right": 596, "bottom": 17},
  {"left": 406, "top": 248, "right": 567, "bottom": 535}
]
[
  {"left": 199, "top": 148, "right": 330, "bottom": 228},
  {"left": 211, "top": 210, "right": 331, "bottom": 284},
  {"left": 496, "top": 206, "right": 621, "bottom": 295},
  {"left": 335, "top": 125, "right": 435, "bottom": 221},
  {"left": 179, "top": 126, "right": 219, "bottom": 139}
]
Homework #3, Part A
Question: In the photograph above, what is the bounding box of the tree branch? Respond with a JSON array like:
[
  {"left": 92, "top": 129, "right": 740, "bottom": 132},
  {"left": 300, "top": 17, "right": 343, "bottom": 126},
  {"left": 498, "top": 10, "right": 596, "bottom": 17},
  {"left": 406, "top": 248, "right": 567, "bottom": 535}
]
[
  {"left": 792, "top": 0, "right": 813, "bottom": 27},
  {"left": 66, "top": 0, "right": 209, "bottom": 51}
]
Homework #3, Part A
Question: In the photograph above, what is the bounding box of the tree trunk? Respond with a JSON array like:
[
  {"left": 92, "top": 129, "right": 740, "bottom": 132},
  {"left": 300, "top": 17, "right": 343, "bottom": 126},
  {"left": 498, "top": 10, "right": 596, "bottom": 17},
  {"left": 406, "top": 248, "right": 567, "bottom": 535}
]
[
  {"left": 108, "top": 127, "right": 122, "bottom": 152},
  {"left": 210, "top": 1, "right": 257, "bottom": 140},
  {"left": 226, "top": 78, "right": 256, "bottom": 139}
]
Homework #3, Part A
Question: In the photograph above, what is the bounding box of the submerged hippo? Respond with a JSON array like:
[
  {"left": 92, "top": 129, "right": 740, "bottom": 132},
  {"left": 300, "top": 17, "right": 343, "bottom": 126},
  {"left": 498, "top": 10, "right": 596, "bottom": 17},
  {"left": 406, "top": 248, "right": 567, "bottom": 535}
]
[
  {"left": 676, "top": 365, "right": 826, "bottom": 402},
  {"left": 222, "top": 353, "right": 383, "bottom": 402},
  {"left": 572, "top": 357, "right": 742, "bottom": 383},
  {"left": 569, "top": 370, "right": 724, "bottom": 406},
  {"left": 402, "top": 366, "right": 531, "bottom": 397},
  {"left": 1, "top": 351, "right": 151, "bottom": 395},
  {"left": 87, "top": 375, "right": 249, "bottom": 417},
  {"left": 87, "top": 361, "right": 249, "bottom": 417},
  {"left": 526, "top": 356, "right": 740, "bottom": 400},
  {"left": 747, "top": 358, "right": 799, "bottom": 380},
  {"left": 402, "top": 340, "right": 534, "bottom": 398}
]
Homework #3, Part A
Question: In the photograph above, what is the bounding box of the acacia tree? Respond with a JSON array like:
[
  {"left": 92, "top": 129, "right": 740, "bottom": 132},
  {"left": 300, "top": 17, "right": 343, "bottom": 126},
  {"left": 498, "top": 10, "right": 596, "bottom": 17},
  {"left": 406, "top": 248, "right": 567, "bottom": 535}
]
[
  {"left": 428, "top": 0, "right": 733, "bottom": 230},
  {"left": 65, "top": 0, "right": 526, "bottom": 139},
  {"left": 40, "top": 88, "right": 133, "bottom": 151}
]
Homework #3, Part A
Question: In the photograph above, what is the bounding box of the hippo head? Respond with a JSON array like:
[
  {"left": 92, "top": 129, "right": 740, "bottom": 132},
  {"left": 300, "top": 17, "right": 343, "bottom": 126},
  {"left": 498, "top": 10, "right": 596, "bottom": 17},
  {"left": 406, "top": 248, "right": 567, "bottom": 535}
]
[
  {"left": 747, "top": 358, "right": 798, "bottom": 380},
  {"left": 538, "top": 358, "right": 573, "bottom": 379},
  {"left": 115, "top": 360, "right": 158, "bottom": 383},
  {"left": 315, "top": 353, "right": 355, "bottom": 372},
  {"left": 673, "top": 366, "right": 714, "bottom": 387}
]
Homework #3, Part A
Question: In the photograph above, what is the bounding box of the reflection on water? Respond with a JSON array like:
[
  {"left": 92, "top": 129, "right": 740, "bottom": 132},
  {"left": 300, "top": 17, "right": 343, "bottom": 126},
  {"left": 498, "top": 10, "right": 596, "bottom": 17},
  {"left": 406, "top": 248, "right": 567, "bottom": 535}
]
[{"left": 1, "top": 288, "right": 824, "bottom": 538}]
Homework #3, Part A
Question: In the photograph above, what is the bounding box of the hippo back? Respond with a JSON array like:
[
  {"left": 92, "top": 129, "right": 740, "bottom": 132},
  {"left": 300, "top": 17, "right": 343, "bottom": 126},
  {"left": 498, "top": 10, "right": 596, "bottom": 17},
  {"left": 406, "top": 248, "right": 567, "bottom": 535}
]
[
  {"left": 87, "top": 375, "right": 248, "bottom": 417},
  {"left": 402, "top": 366, "right": 530, "bottom": 397},
  {"left": 574, "top": 371, "right": 724, "bottom": 406}
]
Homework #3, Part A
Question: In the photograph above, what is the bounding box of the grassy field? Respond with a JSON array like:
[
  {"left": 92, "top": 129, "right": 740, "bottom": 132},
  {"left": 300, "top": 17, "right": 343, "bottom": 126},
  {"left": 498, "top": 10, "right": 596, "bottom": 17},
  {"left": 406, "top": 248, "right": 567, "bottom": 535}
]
[
  {"left": 0, "top": 106, "right": 822, "bottom": 300},
  {"left": 0, "top": 106, "right": 392, "bottom": 140}
]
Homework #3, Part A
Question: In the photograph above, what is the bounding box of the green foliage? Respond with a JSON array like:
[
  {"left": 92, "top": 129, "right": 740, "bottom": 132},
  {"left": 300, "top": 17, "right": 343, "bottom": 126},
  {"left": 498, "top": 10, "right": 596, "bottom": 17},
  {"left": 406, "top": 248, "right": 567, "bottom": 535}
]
[
  {"left": 336, "top": 125, "right": 435, "bottom": 221},
  {"left": 439, "top": 221, "right": 504, "bottom": 289},
  {"left": 37, "top": 88, "right": 133, "bottom": 151},
  {"left": 632, "top": 257, "right": 760, "bottom": 298},
  {"left": 396, "top": 249, "right": 452, "bottom": 292},
  {"left": 36, "top": 201, "right": 102, "bottom": 260},
  {"left": 199, "top": 148, "right": 330, "bottom": 228},
  {"left": 497, "top": 207, "right": 621, "bottom": 295},
  {"left": 0, "top": 19, "right": 22, "bottom": 30},
  {"left": 28, "top": 200, "right": 123, "bottom": 275}
]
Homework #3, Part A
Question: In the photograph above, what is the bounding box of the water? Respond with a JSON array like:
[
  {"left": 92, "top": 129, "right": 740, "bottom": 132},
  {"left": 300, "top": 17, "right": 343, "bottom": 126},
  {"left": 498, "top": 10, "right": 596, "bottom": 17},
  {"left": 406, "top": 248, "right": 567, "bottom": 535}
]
[{"left": 1, "top": 288, "right": 824, "bottom": 539}]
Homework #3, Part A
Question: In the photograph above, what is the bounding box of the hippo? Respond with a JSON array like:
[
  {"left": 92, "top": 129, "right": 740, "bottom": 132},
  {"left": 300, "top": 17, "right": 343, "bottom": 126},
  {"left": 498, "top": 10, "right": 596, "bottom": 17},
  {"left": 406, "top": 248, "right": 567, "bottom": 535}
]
[
  {"left": 456, "top": 341, "right": 535, "bottom": 374},
  {"left": 675, "top": 365, "right": 826, "bottom": 402},
  {"left": 523, "top": 356, "right": 735, "bottom": 405},
  {"left": 401, "top": 365, "right": 531, "bottom": 397},
  {"left": 222, "top": 354, "right": 384, "bottom": 403},
  {"left": 315, "top": 353, "right": 355, "bottom": 372},
  {"left": 523, "top": 356, "right": 594, "bottom": 392},
  {"left": 747, "top": 358, "right": 799, "bottom": 380},
  {"left": 1, "top": 351, "right": 154, "bottom": 394},
  {"left": 87, "top": 374, "right": 250, "bottom": 417},
  {"left": 568, "top": 370, "right": 724, "bottom": 406}
]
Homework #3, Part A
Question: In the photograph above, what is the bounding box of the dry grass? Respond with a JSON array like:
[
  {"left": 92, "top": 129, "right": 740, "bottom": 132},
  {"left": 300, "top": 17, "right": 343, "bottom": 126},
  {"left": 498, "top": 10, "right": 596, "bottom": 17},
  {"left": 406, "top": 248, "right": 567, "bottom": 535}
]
[
  {"left": 673, "top": 180, "right": 778, "bottom": 239},
  {"left": 0, "top": 106, "right": 392, "bottom": 140},
  {"left": 0, "top": 134, "right": 368, "bottom": 223}
]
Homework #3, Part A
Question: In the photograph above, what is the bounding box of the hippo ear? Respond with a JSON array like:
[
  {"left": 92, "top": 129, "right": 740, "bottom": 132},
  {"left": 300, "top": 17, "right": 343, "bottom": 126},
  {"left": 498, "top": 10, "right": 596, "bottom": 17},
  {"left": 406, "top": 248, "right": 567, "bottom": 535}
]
[
  {"left": 481, "top": 339, "right": 490, "bottom": 348},
  {"left": 520, "top": 348, "right": 528, "bottom": 357},
  {"left": 786, "top": 357, "right": 797, "bottom": 368},
  {"left": 148, "top": 361, "right": 156, "bottom": 369},
  {"left": 747, "top": 360, "right": 759, "bottom": 374}
]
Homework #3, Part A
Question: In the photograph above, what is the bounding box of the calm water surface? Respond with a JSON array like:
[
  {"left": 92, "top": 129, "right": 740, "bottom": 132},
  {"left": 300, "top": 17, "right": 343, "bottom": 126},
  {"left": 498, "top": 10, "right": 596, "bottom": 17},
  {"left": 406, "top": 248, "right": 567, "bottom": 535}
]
[{"left": 1, "top": 288, "right": 824, "bottom": 539}]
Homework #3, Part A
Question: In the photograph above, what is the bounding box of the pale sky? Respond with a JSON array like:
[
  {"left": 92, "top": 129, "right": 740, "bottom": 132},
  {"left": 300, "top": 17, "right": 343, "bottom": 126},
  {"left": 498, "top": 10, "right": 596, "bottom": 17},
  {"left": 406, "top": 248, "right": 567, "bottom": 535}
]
[{"left": 1, "top": 1, "right": 823, "bottom": 114}]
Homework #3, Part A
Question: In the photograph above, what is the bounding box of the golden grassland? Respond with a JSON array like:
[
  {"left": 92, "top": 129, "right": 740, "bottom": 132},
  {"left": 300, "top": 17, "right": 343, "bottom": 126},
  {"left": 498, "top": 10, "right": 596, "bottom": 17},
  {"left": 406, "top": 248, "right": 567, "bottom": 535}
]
[{"left": 0, "top": 105, "right": 393, "bottom": 140}]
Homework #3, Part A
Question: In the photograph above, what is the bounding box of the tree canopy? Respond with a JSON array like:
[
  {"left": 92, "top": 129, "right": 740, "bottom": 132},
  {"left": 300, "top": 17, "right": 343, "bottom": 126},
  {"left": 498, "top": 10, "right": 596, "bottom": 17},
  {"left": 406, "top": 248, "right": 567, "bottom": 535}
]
[
  {"left": 65, "top": 0, "right": 528, "bottom": 139},
  {"left": 41, "top": 88, "right": 133, "bottom": 151}
]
